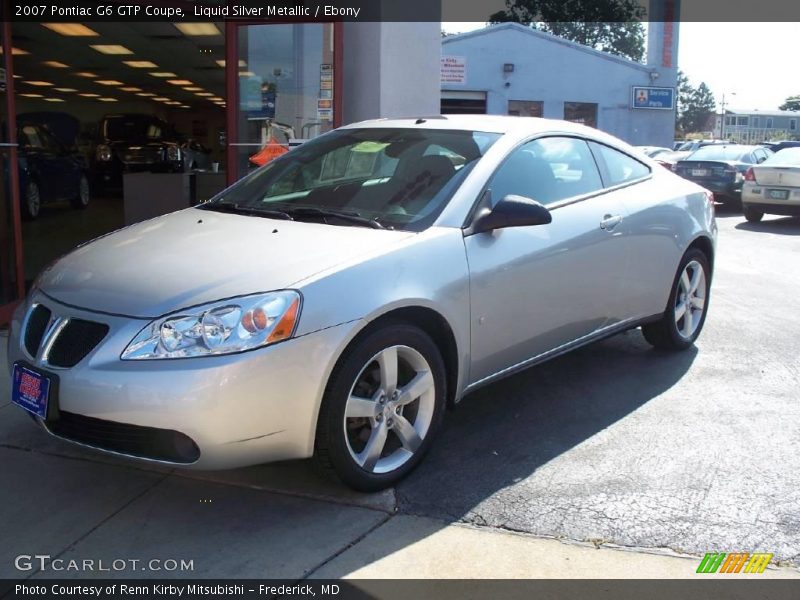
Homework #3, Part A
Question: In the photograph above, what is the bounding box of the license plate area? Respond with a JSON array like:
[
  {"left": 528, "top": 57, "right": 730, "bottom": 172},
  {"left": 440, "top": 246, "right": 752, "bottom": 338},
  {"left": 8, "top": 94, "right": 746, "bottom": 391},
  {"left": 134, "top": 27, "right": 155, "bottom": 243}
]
[
  {"left": 11, "top": 363, "right": 59, "bottom": 421},
  {"left": 767, "top": 189, "right": 789, "bottom": 200}
]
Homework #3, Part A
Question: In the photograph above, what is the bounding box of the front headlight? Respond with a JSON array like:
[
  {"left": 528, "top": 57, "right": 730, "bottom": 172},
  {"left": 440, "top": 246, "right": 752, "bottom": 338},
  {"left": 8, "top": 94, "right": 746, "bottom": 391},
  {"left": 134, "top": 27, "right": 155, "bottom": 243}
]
[
  {"left": 121, "top": 291, "right": 301, "bottom": 360},
  {"left": 96, "top": 144, "right": 112, "bottom": 162},
  {"left": 166, "top": 146, "right": 181, "bottom": 162}
]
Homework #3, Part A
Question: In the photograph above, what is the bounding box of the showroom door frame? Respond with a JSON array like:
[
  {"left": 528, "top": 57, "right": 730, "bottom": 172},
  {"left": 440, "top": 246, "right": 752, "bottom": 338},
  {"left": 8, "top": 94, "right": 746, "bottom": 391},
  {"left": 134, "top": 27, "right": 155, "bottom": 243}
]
[
  {"left": 0, "top": 17, "right": 23, "bottom": 325},
  {"left": 224, "top": 21, "right": 343, "bottom": 186}
]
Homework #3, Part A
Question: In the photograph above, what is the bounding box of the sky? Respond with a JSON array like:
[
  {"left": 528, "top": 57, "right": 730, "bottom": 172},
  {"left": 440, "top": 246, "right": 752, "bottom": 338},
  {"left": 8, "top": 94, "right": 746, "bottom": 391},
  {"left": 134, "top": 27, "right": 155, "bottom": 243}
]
[{"left": 442, "top": 22, "right": 800, "bottom": 111}]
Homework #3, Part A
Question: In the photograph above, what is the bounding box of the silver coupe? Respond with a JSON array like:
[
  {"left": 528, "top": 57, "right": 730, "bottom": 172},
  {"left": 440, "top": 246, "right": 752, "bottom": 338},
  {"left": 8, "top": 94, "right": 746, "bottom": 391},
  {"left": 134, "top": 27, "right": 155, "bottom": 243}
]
[{"left": 6, "top": 116, "right": 717, "bottom": 491}]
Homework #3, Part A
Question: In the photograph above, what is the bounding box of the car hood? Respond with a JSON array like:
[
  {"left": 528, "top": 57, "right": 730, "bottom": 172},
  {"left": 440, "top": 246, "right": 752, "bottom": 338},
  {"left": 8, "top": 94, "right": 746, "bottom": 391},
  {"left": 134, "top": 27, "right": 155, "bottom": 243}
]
[{"left": 38, "top": 208, "right": 414, "bottom": 318}]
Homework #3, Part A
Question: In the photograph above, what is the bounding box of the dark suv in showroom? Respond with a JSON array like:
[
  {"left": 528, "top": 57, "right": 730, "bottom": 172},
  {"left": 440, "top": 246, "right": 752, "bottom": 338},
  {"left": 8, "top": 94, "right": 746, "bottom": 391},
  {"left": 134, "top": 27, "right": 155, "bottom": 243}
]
[{"left": 91, "top": 114, "right": 184, "bottom": 192}]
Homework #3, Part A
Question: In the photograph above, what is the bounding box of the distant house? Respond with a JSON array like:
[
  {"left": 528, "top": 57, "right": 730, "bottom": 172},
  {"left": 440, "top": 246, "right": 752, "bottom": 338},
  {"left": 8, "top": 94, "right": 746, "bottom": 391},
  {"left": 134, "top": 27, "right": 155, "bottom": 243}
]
[
  {"left": 440, "top": 22, "right": 679, "bottom": 147},
  {"left": 721, "top": 109, "right": 800, "bottom": 143}
]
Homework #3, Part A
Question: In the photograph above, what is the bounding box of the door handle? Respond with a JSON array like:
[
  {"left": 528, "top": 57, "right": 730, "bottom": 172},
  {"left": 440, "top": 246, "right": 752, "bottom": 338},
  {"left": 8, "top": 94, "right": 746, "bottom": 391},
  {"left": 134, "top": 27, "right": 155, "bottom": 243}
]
[{"left": 600, "top": 214, "right": 622, "bottom": 230}]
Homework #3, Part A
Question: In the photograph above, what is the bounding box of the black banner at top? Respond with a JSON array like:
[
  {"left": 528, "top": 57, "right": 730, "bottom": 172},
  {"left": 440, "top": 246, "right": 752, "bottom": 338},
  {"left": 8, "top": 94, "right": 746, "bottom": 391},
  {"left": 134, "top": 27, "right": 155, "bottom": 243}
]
[{"left": 5, "top": 0, "right": 800, "bottom": 23}]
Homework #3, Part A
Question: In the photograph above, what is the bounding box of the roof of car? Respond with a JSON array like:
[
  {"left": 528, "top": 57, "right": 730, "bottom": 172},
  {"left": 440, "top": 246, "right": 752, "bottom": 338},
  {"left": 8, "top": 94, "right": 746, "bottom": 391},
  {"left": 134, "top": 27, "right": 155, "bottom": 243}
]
[{"left": 341, "top": 115, "right": 598, "bottom": 136}]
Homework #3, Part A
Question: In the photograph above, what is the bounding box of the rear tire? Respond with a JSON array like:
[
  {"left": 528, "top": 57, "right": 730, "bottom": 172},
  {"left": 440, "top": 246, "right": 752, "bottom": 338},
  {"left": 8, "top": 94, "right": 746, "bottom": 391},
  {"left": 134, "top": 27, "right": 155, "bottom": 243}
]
[
  {"left": 743, "top": 206, "right": 763, "bottom": 222},
  {"left": 642, "top": 248, "right": 711, "bottom": 351},
  {"left": 314, "top": 323, "right": 446, "bottom": 492}
]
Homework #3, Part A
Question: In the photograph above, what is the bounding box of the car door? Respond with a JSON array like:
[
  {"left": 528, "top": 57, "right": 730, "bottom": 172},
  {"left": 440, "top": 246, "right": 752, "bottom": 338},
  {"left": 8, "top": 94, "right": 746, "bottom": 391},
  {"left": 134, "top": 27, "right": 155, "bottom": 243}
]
[{"left": 464, "top": 136, "right": 631, "bottom": 385}]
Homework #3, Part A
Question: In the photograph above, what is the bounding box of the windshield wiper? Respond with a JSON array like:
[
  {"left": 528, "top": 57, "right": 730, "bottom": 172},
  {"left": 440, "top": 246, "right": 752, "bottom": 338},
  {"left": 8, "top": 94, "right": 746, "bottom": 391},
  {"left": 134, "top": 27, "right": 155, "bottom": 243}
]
[
  {"left": 281, "top": 206, "right": 386, "bottom": 229},
  {"left": 200, "top": 203, "right": 294, "bottom": 221}
]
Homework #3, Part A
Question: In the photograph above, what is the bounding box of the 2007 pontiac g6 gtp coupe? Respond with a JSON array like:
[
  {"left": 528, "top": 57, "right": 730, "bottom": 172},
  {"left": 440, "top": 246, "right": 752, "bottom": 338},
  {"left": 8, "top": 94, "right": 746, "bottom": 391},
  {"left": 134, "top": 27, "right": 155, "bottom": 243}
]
[{"left": 7, "top": 116, "right": 717, "bottom": 491}]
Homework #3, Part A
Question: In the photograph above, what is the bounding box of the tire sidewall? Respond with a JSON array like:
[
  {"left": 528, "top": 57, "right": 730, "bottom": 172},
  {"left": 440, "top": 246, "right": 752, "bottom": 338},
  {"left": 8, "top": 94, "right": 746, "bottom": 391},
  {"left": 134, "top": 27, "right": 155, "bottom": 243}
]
[
  {"left": 77, "top": 174, "right": 90, "bottom": 207},
  {"left": 25, "top": 181, "right": 40, "bottom": 219},
  {"left": 664, "top": 249, "right": 711, "bottom": 349},
  {"left": 318, "top": 323, "right": 447, "bottom": 491}
]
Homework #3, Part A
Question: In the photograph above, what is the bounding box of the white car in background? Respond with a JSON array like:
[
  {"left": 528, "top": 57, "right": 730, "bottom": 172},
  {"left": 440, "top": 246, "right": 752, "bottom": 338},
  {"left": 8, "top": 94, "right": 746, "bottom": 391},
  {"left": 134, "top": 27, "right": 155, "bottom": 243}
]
[{"left": 742, "top": 148, "right": 800, "bottom": 222}]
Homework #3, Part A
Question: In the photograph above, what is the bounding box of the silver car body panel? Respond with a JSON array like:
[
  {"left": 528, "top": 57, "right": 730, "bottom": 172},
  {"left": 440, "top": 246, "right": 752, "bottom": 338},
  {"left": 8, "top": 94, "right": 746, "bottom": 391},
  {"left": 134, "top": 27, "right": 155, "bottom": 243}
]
[{"left": 6, "top": 115, "right": 717, "bottom": 469}]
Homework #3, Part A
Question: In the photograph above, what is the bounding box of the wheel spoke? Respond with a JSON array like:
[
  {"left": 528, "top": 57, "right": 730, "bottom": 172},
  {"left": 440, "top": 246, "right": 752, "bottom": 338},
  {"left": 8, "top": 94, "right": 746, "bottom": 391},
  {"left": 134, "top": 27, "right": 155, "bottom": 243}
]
[
  {"left": 674, "top": 301, "right": 687, "bottom": 322},
  {"left": 345, "top": 395, "right": 377, "bottom": 418},
  {"left": 396, "top": 370, "right": 434, "bottom": 406},
  {"left": 692, "top": 296, "right": 705, "bottom": 310},
  {"left": 393, "top": 415, "right": 422, "bottom": 452},
  {"left": 681, "top": 270, "right": 691, "bottom": 294},
  {"left": 357, "top": 422, "right": 388, "bottom": 471},
  {"left": 689, "top": 266, "right": 703, "bottom": 294},
  {"left": 377, "top": 347, "right": 398, "bottom": 392},
  {"left": 682, "top": 308, "right": 694, "bottom": 336}
]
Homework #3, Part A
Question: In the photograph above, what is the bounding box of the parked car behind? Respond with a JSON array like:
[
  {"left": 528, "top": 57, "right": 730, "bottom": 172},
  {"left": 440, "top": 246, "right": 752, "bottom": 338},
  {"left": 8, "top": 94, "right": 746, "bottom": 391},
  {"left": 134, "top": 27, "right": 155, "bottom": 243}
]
[
  {"left": 635, "top": 146, "right": 672, "bottom": 158},
  {"left": 16, "top": 116, "right": 90, "bottom": 220},
  {"left": 7, "top": 116, "right": 717, "bottom": 491},
  {"left": 760, "top": 140, "right": 800, "bottom": 154},
  {"left": 675, "top": 139, "right": 731, "bottom": 153},
  {"left": 92, "top": 114, "right": 185, "bottom": 192},
  {"left": 741, "top": 147, "right": 800, "bottom": 222},
  {"left": 652, "top": 150, "right": 690, "bottom": 170},
  {"left": 674, "top": 144, "right": 772, "bottom": 207}
]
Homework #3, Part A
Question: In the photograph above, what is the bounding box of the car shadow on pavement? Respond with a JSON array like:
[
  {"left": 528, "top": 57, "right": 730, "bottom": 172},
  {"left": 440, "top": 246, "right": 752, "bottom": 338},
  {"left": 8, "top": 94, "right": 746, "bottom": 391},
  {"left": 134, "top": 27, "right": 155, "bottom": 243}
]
[
  {"left": 735, "top": 217, "right": 800, "bottom": 235},
  {"left": 393, "top": 329, "right": 697, "bottom": 520}
]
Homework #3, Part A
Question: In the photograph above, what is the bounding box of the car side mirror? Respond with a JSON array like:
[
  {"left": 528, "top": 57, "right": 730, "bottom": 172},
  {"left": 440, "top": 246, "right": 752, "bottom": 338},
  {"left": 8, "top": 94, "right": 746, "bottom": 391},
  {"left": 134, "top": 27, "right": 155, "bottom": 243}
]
[{"left": 471, "top": 194, "right": 552, "bottom": 234}]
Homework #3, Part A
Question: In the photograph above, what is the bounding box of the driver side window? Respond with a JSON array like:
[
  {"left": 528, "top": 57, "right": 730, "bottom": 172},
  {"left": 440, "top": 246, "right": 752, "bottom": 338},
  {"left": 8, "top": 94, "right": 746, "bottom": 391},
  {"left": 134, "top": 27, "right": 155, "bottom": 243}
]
[{"left": 488, "top": 137, "right": 603, "bottom": 206}]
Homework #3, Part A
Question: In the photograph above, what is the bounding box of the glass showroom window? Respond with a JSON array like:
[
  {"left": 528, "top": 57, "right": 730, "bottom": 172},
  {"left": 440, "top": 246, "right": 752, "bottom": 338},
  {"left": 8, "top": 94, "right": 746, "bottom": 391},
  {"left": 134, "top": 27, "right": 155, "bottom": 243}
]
[{"left": 235, "top": 23, "right": 336, "bottom": 179}]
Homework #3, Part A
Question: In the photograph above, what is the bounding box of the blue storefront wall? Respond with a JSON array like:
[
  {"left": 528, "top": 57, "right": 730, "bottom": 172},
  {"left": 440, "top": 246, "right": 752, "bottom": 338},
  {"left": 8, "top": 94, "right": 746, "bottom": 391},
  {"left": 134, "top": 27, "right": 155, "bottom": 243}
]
[{"left": 442, "top": 24, "right": 677, "bottom": 147}]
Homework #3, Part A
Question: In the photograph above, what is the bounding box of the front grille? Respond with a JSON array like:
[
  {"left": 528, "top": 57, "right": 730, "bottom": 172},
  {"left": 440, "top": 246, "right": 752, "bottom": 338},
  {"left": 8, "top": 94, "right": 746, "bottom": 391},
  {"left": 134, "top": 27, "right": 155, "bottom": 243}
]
[
  {"left": 24, "top": 304, "right": 51, "bottom": 357},
  {"left": 47, "top": 412, "right": 200, "bottom": 464},
  {"left": 47, "top": 319, "right": 109, "bottom": 368}
]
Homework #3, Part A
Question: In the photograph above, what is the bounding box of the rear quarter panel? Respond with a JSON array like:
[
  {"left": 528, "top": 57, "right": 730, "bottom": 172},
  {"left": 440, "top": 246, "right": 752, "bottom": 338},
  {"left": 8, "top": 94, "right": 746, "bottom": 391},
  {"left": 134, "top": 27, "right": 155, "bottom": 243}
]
[{"left": 621, "top": 169, "right": 716, "bottom": 320}]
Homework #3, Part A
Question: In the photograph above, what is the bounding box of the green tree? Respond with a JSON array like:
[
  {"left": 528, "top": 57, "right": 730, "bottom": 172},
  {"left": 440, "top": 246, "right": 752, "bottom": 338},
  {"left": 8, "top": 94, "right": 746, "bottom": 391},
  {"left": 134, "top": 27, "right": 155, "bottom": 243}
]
[
  {"left": 779, "top": 95, "right": 800, "bottom": 112},
  {"left": 680, "top": 82, "right": 716, "bottom": 134},
  {"left": 675, "top": 70, "right": 696, "bottom": 135},
  {"left": 490, "top": 0, "right": 646, "bottom": 62}
]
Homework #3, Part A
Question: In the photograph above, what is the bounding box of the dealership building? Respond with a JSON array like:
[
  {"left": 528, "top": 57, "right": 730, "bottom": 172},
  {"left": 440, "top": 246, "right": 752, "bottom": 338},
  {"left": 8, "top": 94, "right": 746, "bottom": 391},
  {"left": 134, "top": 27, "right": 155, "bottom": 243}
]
[{"left": 441, "top": 22, "right": 679, "bottom": 147}]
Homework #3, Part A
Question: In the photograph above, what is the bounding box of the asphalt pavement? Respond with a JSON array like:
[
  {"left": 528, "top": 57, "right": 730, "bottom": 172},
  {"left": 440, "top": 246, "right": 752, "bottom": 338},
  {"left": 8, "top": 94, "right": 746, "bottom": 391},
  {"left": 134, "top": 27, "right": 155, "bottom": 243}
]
[{"left": 1, "top": 208, "right": 798, "bottom": 579}]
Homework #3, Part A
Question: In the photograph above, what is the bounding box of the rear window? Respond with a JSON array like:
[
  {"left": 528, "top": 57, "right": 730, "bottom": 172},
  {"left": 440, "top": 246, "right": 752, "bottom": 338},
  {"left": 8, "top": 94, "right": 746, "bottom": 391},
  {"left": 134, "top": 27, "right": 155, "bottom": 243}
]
[
  {"left": 688, "top": 146, "right": 751, "bottom": 161},
  {"left": 767, "top": 148, "right": 800, "bottom": 165}
]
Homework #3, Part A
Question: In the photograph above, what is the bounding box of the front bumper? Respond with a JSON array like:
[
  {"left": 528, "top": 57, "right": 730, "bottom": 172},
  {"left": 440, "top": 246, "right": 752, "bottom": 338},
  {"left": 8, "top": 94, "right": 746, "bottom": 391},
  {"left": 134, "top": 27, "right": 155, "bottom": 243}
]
[{"left": 6, "top": 292, "right": 358, "bottom": 469}]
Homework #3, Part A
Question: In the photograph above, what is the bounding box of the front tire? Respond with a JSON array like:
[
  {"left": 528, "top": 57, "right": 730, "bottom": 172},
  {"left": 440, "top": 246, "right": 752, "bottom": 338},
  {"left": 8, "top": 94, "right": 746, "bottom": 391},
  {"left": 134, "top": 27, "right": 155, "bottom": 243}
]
[
  {"left": 642, "top": 248, "right": 711, "bottom": 351},
  {"left": 743, "top": 206, "right": 763, "bottom": 222},
  {"left": 314, "top": 323, "right": 446, "bottom": 492}
]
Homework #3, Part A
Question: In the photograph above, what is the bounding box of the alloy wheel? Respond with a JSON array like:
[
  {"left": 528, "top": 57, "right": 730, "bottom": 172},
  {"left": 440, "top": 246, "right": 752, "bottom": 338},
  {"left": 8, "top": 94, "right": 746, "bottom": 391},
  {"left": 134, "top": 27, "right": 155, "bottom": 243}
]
[
  {"left": 343, "top": 345, "right": 436, "bottom": 474},
  {"left": 674, "top": 259, "right": 707, "bottom": 339}
]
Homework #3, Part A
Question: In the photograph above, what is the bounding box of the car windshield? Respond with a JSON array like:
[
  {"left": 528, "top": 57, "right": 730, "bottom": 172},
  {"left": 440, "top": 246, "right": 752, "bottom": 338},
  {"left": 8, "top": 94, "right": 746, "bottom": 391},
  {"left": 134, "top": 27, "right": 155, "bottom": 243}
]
[
  {"left": 688, "top": 146, "right": 749, "bottom": 161},
  {"left": 677, "top": 141, "right": 697, "bottom": 151},
  {"left": 767, "top": 148, "right": 800, "bottom": 165},
  {"left": 103, "top": 116, "right": 165, "bottom": 141},
  {"left": 204, "top": 127, "right": 502, "bottom": 231}
]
